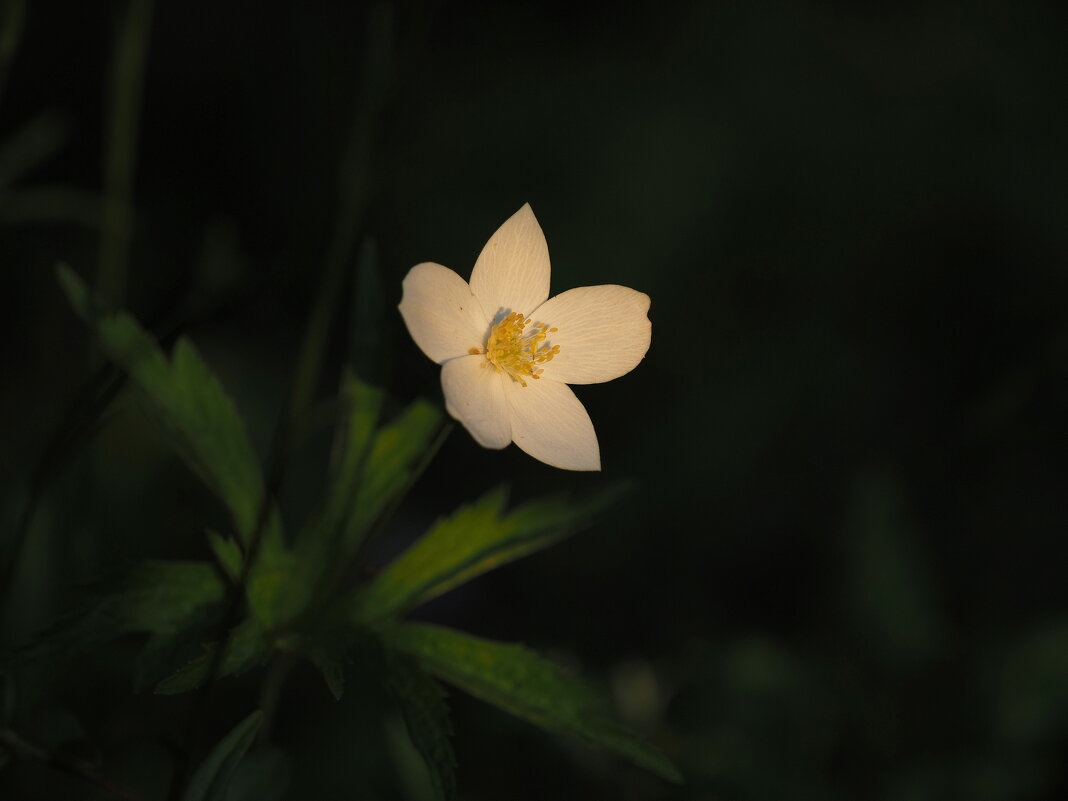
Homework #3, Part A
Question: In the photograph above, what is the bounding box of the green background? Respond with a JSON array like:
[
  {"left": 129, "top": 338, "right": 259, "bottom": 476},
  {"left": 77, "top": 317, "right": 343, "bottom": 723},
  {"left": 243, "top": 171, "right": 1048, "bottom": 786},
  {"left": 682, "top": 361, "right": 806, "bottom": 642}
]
[{"left": 2, "top": 1, "right": 1067, "bottom": 799}]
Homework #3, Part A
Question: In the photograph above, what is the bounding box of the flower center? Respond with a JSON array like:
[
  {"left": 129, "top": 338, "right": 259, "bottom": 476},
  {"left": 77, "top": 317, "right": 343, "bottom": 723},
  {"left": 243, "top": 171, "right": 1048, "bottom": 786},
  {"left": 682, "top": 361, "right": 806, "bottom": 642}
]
[{"left": 473, "top": 311, "right": 559, "bottom": 387}]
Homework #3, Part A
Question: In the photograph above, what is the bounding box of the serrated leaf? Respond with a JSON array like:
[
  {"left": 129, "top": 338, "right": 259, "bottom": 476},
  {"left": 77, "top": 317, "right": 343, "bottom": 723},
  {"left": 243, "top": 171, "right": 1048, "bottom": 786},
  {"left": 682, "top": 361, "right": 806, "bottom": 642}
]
[
  {"left": 181, "top": 710, "right": 263, "bottom": 801},
  {"left": 155, "top": 619, "right": 269, "bottom": 695},
  {"left": 11, "top": 561, "right": 226, "bottom": 681},
  {"left": 384, "top": 653, "right": 456, "bottom": 801},
  {"left": 385, "top": 623, "right": 681, "bottom": 783},
  {"left": 350, "top": 486, "right": 623, "bottom": 626},
  {"left": 57, "top": 265, "right": 266, "bottom": 545}
]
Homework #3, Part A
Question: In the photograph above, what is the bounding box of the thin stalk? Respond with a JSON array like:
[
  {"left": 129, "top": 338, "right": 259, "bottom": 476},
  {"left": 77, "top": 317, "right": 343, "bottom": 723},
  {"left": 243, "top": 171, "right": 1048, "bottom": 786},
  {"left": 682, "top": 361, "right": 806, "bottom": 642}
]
[
  {"left": 0, "top": 0, "right": 26, "bottom": 107},
  {"left": 257, "top": 651, "right": 297, "bottom": 745},
  {"left": 98, "top": 0, "right": 153, "bottom": 310},
  {"left": 285, "top": 1, "right": 393, "bottom": 448}
]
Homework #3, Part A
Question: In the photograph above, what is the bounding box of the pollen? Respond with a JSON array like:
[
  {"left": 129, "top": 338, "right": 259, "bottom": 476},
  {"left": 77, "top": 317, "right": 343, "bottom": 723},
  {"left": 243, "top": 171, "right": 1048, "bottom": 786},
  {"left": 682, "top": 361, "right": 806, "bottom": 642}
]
[{"left": 482, "top": 311, "right": 560, "bottom": 387}]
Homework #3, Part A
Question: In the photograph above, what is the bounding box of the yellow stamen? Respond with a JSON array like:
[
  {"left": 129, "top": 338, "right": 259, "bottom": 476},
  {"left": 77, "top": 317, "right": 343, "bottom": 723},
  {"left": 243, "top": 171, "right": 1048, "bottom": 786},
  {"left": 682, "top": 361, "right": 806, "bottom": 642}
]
[{"left": 479, "top": 312, "right": 560, "bottom": 387}]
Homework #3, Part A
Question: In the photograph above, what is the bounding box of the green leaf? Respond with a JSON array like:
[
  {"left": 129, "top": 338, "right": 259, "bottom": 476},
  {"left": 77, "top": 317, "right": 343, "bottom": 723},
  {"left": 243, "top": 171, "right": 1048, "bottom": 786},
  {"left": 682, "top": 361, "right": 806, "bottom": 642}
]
[
  {"left": 155, "top": 619, "right": 270, "bottom": 695},
  {"left": 251, "top": 384, "right": 438, "bottom": 634},
  {"left": 181, "top": 710, "right": 263, "bottom": 801},
  {"left": 325, "top": 371, "right": 386, "bottom": 525},
  {"left": 222, "top": 746, "right": 292, "bottom": 801},
  {"left": 57, "top": 265, "right": 266, "bottom": 544},
  {"left": 292, "top": 612, "right": 369, "bottom": 701},
  {"left": 384, "top": 653, "right": 456, "bottom": 801},
  {"left": 244, "top": 511, "right": 309, "bottom": 630},
  {"left": 350, "top": 486, "right": 623, "bottom": 626},
  {"left": 308, "top": 649, "right": 345, "bottom": 701},
  {"left": 60, "top": 265, "right": 300, "bottom": 630},
  {"left": 292, "top": 372, "right": 385, "bottom": 571},
  {"left": 385, "top": 623, "right": 682, "bottom": 783},
  {"left": 301, "top": 630, "right": 347, "bottom": 701},
  {"left": 344, "top": 398, "right": 443, "bottom": 551},
  {"left": 11, "top": 561, "right": 226, "bottom": 682},
  {"left": 206, "top": 530, "right": 242, "bottom": 584}
]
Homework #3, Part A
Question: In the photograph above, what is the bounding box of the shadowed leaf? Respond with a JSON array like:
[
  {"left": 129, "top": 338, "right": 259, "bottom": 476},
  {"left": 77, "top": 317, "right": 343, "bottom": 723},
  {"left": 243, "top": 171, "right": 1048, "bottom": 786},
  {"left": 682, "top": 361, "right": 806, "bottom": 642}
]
[
  {"left": 58, "top": 265, "right": 266, "bottom": 545},
  {"left": 384, "top": 653, "right": 456, "bottom": 801},
  {"left": 155, "top": 619, "right": 269, "bottom": 695},
  {"left": 10, "top": 561, "right": 226, "bottom": 686}
]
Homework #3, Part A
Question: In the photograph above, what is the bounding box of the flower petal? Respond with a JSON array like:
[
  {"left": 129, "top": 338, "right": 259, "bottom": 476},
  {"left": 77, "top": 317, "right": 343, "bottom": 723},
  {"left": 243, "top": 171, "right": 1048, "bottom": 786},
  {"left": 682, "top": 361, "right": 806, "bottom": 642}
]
[
  {"left": 398, "top": 262, "right": 489, "bottom": 364},
  {"left": 533, "top": 285, "right": 651, "bottom": 385},
  {"left": 504, "top": 378, "right": 600, "bottom": 471},
  {"left": 442, "top": 355, "right": 511, "bottom": 449},
  {"left": 469, "top": 204, "right": 551, "bottom": 320}
]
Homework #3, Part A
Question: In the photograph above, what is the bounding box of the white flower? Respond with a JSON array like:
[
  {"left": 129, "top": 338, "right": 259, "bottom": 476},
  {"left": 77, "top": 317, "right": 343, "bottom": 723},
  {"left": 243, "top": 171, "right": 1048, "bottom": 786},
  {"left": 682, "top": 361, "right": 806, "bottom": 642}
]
[{"left": 398, "top": 204, "right": 651, "bottom": 471}]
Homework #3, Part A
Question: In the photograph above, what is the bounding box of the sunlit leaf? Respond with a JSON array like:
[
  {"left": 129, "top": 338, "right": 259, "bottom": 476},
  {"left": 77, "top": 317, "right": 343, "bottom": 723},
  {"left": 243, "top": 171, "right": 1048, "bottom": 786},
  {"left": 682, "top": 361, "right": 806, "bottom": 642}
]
[
  {"left": 384, "top": 653, "right": 456, "bottom": 801},
  {"left": 57, "top": 265, "right": 266, "bottom": 545},
  {"left": 350, "top": 486, "right": 622, "bottom": 626},
  {"left": 155, "top": 618, "right": 270, "bottom": 695},
  {"left": 181, "top": 709, "right": 263, "bottom": 801},
  {"left": 385, "top": 623, "right": 681, "bottom": 783}
]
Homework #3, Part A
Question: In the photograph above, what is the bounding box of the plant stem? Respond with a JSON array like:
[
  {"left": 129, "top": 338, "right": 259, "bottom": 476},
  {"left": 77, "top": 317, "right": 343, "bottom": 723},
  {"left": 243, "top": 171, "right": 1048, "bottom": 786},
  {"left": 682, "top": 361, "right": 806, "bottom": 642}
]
[
  {"left": 257, "top": 651, "right": 297, "bottom": 745},
  {"left": 98, "top": 0, "right": 154, "bottom": 310},
  {"left": 0, "top": 0, "right": 26, "bottom": 107},
  {"left": 286, "top": 1, "right": 393, "bottom": 448}
]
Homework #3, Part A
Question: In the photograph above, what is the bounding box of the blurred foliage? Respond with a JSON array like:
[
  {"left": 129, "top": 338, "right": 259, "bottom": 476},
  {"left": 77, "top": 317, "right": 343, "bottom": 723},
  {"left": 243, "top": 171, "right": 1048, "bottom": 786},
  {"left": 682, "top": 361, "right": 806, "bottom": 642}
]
[{"left": 2, "top": 1, "right": 1068, "bottom": 800}]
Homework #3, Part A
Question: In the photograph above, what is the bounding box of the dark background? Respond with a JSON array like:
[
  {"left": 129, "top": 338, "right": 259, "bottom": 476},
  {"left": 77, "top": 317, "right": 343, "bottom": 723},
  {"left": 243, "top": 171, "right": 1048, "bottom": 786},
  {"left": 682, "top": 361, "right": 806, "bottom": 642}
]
[{"left": 2, "top": 1, "right": 1067, "bottom": 799}]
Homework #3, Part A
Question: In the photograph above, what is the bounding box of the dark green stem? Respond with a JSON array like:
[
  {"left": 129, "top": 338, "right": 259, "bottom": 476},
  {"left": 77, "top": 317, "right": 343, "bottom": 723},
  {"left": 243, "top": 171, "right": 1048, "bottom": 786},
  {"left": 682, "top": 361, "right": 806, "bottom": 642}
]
[
  {"left": 286, "top": 1, "right": 393, "bottom": 448},
  {"left": 98, "top": 0, "right": 154, "bottom": 310},
  {"left": 257, "top": 651, "right": 298, "bottom": 745},
  {"left": 0, "top": 0, "right": 26, "bottom": 107}
]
